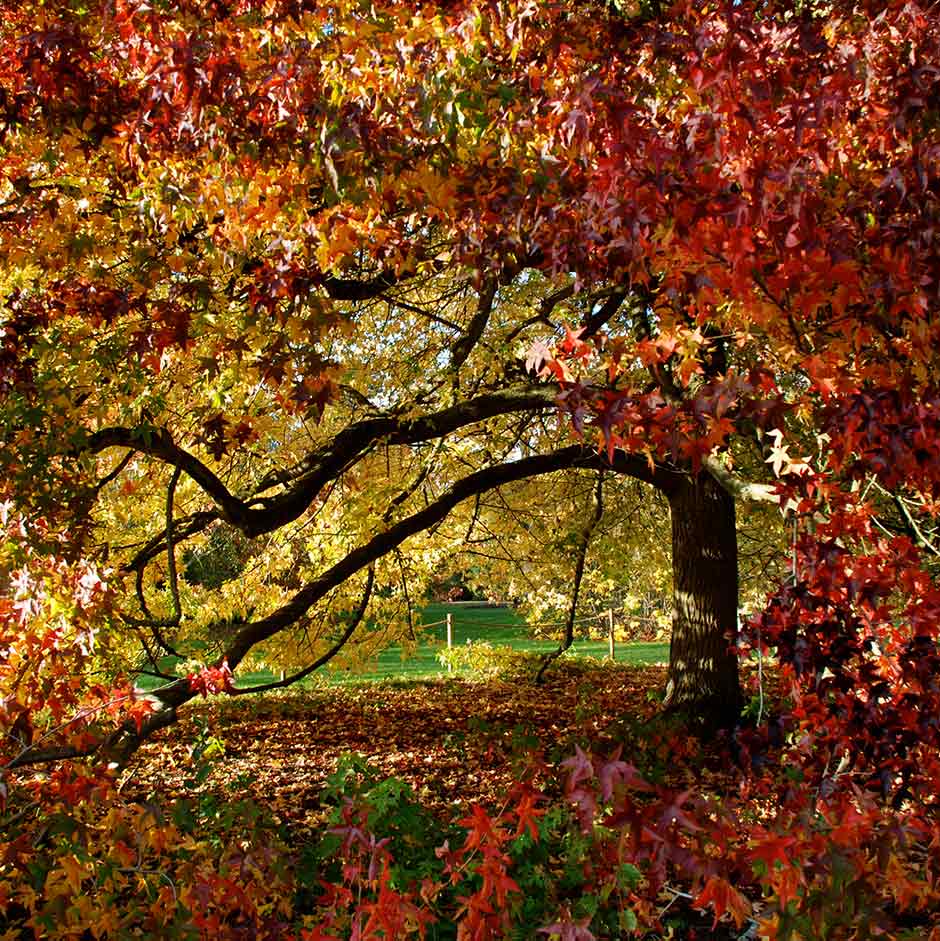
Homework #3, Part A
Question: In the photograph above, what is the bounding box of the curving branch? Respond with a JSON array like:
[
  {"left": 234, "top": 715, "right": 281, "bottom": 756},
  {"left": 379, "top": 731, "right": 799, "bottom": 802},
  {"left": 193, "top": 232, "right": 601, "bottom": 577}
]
[
  {"left": 580, "top": 291, "right": 627, "bottom": 339},
  {"left": 450, "top": 278, "right": 497, "bottom": 375},
  {"left": 93, "top": 448, "right": 136, "bottom": 495},
  {"left": 228, "top": 566, "right": 376, "bottom": 696},
  {"left": 86, "top": 426, "right": 246, "bottom": 525},
  {"left": 701, "top": 456, "right": 779, "bottom": 505},
  {"left": 504, "top": 283, "right": 575, "bottom": 344},
  {"left": 164, "top": 465, "right": 183, "bottom": 625},
  {"left": 125, "top": 467, "right": 185, "bottom": 659},
  {"left": 93, "top": 385, "right": 563, "bottom": 554},
  {"left": 127, "top": 510, "right": 217, "bottom": 573},
  {"left": 380, "top": 293, "right": 462, "bottom": 331},
  {"left": 322, "top": 271, "right": 398, "bottom": 300},
  {"left": 6, "top": 684, "right": 184, "bottom": 771},
  {"left": 891, "top": 490, "right": 940, "bottom": 557}
]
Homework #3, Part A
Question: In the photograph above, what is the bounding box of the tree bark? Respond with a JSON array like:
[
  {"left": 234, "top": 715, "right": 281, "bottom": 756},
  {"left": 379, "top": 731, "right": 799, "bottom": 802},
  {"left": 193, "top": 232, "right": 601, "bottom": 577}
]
[{"left": 663, "top": 470, "right": 742, "bottom": 730}]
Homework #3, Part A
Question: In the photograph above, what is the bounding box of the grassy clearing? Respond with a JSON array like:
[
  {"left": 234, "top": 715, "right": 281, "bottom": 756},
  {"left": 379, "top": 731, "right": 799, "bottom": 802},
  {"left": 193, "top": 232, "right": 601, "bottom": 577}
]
[
  {"left": 138, "top": 603, "right": 669, "bottom": 690},
  {"left": 330, "top": 603, "right": 668, "bottom": 683}
]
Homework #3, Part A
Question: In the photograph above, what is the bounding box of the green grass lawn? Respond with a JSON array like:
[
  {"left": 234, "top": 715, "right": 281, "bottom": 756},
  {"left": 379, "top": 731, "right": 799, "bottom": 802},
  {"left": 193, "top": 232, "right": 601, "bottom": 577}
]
[
  {"left": 138, "top": 603, "right": 669, "bottom": 691},
  {"left": 342, "top": 603, "right": 668, "bottom": 682}
]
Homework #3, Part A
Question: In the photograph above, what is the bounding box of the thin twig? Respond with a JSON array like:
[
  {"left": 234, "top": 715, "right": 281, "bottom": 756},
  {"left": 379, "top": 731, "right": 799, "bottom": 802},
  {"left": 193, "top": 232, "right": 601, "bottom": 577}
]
[
  {"left": 93, "top": 449, "right": 136, "bottom": 494},
  {"left": 537, "top": 469, "right": 605, "bottom": 684}
]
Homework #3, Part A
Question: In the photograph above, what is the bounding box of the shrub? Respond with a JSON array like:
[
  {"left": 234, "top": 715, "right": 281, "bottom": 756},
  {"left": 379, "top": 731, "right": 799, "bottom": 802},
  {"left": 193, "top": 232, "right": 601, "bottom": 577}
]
[{"left": 437, "top": 641, "right": 544, "bottom": 679}]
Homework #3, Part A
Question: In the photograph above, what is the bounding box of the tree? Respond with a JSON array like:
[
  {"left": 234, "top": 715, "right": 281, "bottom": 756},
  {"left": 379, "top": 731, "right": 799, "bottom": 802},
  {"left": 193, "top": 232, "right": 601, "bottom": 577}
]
[{"left": 1, "top": 0, "right": 938, "bottom": 773}]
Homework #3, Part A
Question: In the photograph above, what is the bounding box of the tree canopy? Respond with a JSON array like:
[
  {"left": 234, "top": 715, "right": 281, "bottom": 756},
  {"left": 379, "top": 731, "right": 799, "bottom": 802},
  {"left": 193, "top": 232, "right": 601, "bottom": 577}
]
[
  {"left": 3, "top": 0, "right": 940, "bottom": 740},
  {"left": 2, "top": 0, "right": 940, "bottom": 934}
]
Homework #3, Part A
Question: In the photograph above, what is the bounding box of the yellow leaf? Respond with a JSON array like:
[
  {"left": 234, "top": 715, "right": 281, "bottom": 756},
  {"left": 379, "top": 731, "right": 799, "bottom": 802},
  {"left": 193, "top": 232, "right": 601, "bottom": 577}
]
[{"left": 59, "top": 854, "right": 86, "bottom": 896}]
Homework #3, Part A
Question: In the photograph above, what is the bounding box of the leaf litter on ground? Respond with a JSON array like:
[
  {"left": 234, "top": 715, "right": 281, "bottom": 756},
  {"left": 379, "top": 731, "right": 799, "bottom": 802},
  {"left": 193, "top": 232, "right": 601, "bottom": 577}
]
[{"left": 125, "top": 661, "right": 767, "bottom": 835}]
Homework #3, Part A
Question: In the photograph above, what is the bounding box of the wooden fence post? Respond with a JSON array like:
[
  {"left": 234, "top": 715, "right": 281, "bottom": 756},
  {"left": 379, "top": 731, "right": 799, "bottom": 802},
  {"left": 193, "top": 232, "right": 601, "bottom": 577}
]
[
  {"left": 446, "top": 612, "right": 453, "bottom": 670},
  {"left": 607, "top": 609, "right": 615, "bottom": 661}
]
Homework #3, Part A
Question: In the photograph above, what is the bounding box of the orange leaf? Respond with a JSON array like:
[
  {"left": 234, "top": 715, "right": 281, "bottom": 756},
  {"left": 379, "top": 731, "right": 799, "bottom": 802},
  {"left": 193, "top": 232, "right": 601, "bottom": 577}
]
[{"left": 693, "top": 875, "right": 750, "bottom": 929}]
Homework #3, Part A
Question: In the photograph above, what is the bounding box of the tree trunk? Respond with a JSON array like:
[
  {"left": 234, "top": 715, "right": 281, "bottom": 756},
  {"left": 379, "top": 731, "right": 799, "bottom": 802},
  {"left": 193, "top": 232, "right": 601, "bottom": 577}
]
[{"left": 663, "top": 470, "right": 742, "bottom": 730}]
